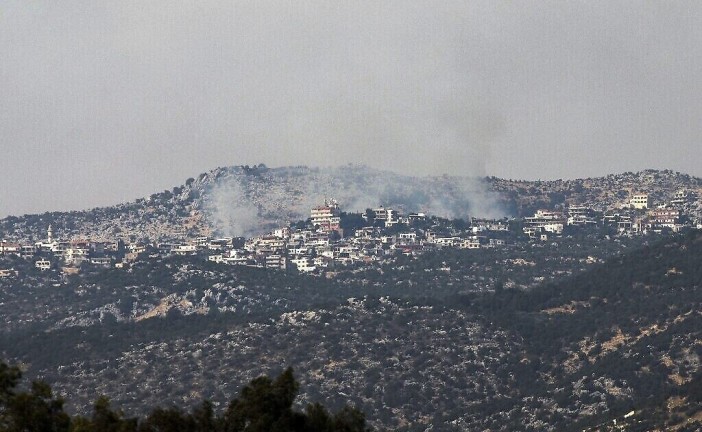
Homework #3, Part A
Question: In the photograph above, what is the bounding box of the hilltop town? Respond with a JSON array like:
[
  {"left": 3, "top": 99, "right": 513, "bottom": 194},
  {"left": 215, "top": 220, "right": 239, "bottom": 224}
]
[
  {"left": 0, "top": 177, "right": 700, "bottom": 279},
  {"left": 2, "top": 166, "right": 702, "bottom": 431}
]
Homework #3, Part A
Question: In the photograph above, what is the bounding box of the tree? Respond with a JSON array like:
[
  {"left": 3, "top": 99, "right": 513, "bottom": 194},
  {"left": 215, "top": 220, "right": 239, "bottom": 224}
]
[
  {"left": 0, "top": 363, "right": 70, "bottom": 432},
  {"left": 339, "top": 212, "right": 366, "bottom": 236},
  {"left": 5, "top": 381, "right": 71, "bottom": 432},
  {"left": 191, "top": 400, "right": 216, "bottom": 432},
  {"left": 222, "top": 368, "right": 370, "bottom": 432},
  {"left": 138, "top": 407, "right": 194, "bottom": 432},
  {"left": 0, "top": 362, "right": 21, "bottom": 406},
  {"left": 331, "top": 406, "right": 370, "bottom": 432},
  {"left": 223, "top": 367, "right": 304, "bottom": 432},
  {"left": 0, "top": 361, "right": 371, "bottom": 432},
  {"left": 88, "top": 396, "right": 137, "bottom": 432},
  {"left": 304, "top": 403, "right": 333, "bottom": 431}
]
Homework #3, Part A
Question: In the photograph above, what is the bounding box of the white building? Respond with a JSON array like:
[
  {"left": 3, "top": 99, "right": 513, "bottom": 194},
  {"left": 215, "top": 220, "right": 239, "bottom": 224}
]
[
  {"left": 265, "top": 254, "right": 287, "bottom": 270},
  {"left": 35, "top": 259, "right": 51, "bottom": 271},
  {"left": 374, "top": 207, "right": 400, "bottom": 227},
  {"left": 630, "top": 194, "right": 651, "bottom": 210},
  {"left": 0, "top": 269, "right": 17, "bottom": 278},
  {"left": 208, "top": 254, "right": 224, "bottom": 263},
  {"left": 671, "top": 190, "right": 689, "bottom": 206},
  {"left": 90, "top": 257, "right": 112, "bottom": 266},
  {"left": 398, "top": 232, "right": 417, "bottom": 244},
  {"left": 567, "top": 206, "right": 597, "bottom": 226},
  {"left": 64, "top": 247, "right": 88, "bottom": 265},
  {"left": 459, "top": 238, "right": 481, "bottom": 249},
  {"left": 35, "top": 225, "right": 58, "bottom": 251},
  {"left": 524, "top": 210, "right": 565, "bottom": 235},
  {"left": 291, "top": 257, "right": 316, "bottom": 273},
  {"left": 0, "top": 242, "right": 21, "bottom": 256},
  {"left": 173, "top": 244, "right": 197, "bottom": 255}
]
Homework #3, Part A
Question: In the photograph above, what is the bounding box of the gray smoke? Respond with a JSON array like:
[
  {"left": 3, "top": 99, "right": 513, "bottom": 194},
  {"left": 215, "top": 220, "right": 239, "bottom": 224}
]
[
  {"left": 204, "top": 175, "right": 260, "bottom": 237},
  {"left": 3, "top": 2, "right": 702, "bottom": 218},
  {"left": 201, "top": 165, "right": 507, "bottom": 236}
]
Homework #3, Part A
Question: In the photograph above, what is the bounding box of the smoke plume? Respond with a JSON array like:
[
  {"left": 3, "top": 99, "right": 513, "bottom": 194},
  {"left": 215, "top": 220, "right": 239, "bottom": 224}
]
[{"left": 201, "top": 165, "right": 507, "bottom": 236}]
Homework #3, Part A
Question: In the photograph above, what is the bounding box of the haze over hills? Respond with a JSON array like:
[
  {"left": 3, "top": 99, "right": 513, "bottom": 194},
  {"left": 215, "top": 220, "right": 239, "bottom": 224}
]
[
  {"left": 1, "top": 164, "right": 700, "bottom": 242},
  {"left": 4, "top": 2, "right": 702, "bottom": 430}
]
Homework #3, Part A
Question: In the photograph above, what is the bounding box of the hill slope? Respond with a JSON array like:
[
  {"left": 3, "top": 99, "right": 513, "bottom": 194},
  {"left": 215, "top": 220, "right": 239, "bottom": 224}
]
[
  {"left": 1, "top": 229, "right": 702, "bottom": 430},
  {"left": 1, "top": 165, "right": 700, "bottom": 242}
]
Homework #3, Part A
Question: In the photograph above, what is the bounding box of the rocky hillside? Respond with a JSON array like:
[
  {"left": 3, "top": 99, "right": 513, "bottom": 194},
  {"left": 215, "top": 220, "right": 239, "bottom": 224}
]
[
  {"left": 489, "top": 169, "right": 702, "bottom": 214},
  {"left": 0, "top": 164, "right": 505, "bottom": 242},
  {"left": 2, "top": 229, "right": 702, "bottom": 430},
  {"left": 1, "top": 165, "right": 700, "bottom": 241}
]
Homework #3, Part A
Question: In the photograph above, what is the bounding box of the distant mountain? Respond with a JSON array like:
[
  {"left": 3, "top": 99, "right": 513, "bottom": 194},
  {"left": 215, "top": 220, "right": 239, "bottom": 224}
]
[{"left": 1, "top": 165, "right": 700, "bottom": 241}]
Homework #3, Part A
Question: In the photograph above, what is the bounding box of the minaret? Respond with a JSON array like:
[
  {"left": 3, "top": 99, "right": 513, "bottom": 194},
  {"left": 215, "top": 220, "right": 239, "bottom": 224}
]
[{"left": 47, "top": 225, "right": 53, "bottom": 242}]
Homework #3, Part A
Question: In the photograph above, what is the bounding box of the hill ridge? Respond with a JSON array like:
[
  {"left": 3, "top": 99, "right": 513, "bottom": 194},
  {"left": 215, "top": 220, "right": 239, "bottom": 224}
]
[{"left": 1, "top": 165, "right": 700, "bottom": 241}]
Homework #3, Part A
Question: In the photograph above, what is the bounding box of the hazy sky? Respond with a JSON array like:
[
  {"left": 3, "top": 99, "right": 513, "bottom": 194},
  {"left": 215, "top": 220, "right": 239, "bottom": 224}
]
[{"left": 2, "top": 1, "right": 702, "bottom": 217}]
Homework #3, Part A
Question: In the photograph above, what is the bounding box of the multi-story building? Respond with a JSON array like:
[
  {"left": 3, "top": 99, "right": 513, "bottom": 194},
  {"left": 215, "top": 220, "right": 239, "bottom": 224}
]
[
  {"left": 0, "top": 242, "right": 21, "bottom": 256},
  {"left": 459, "top": 238, "right": 482, "bottom": 249},
  {"left": 567, "top": 205, "right": 597, "bottom": 226},
  {"left": 290, "top": 257, "right": 315, "bottom": 273},
  {"left": 398, "top": 232, "right": 417, "bottom": 244},
  {"left": 373, "top": 207, "right": 400, "bottom": 227},
  {"left": 524, "top": 210, "right": 565, "bottom": 234},
  {"left": 671, "top": 190, "right": 688, "bottom": 206},
  {"left": 35, "top": 259, "right": 51, "bottom": 271},
  {"left": 630, "top": 194, "right": 651, "bottom": 210},
  {"left": 264, "top": 254, "right": 287, "bottom": 270},
  {"left": 311, "top": 199, "right": 341, "bottom": 232},
  {"left": 649, "top": 208, "right": 681, "bottom": 228}
]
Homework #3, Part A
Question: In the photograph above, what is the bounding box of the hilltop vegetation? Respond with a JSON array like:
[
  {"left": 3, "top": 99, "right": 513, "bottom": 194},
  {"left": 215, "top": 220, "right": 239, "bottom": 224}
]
[
  {"left": 1, "top": 165, "right": 700, "bottom": 242},
  {"left": 489, "top": 168, "right": 702, "bottom": 215}
]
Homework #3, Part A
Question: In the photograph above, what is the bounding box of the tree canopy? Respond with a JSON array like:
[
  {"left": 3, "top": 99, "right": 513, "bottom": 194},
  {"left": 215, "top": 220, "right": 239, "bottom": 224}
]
[{"left": 0, "top": 362, "right": 370, "bottom": 432}]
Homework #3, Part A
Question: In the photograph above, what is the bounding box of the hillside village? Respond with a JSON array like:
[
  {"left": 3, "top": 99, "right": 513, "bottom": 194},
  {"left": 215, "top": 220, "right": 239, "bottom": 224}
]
[
  {"left": 0, "top": 183, "right": 701, "bottom": 278},
  {"left": 2, "top": 169, "right": 702, "bottom": 431},
  {"left": 1, "top": 212, "right": 701, "bottom": 431}
]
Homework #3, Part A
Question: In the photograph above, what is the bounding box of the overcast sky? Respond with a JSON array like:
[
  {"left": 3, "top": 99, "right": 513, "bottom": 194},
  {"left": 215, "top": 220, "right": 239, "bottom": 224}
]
[{"left": 2, "top": 1, "right": 701, "bottom": 217}]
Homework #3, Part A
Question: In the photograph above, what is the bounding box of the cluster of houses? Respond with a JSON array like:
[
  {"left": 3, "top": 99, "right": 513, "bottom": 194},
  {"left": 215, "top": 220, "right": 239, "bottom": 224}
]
[
  {"left": 1, "top": 190, "right": 700, "bottom": 277},
  {"left": 0, "top": 224, "right": 145, "bottom": 275},
  {"left": 522, "top": 190, "right": 700, "bottom": 240},
  {"left": 206, "top": 200, "right": 509, "bottom": 273},
  {"left": 0, "top": 228, "right": 168, "bottom": 275},
  {"left": 0, "top": 200, "right": 510, "bottom": 276}
]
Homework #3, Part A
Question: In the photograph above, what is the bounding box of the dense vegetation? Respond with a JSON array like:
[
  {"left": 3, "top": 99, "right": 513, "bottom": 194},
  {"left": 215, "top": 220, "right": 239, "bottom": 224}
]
[
  {"left": 0, "top": 362, "right": 370, "bottom": 432},
  {"left": 2, "top": 229, "right": 702, "bottom": 430}
]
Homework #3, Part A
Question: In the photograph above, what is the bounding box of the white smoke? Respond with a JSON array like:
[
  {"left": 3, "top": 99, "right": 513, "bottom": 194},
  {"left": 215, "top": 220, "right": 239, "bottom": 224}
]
[
  {"left": 201, "top": 165, "right": 508, "bottom": 237},
  {"left": 204, "top": 175, "right": 260, "bottom": 237}
]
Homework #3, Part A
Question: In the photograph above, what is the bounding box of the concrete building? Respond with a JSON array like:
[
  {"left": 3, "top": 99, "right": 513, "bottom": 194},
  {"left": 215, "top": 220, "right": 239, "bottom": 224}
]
[
  {"left": 35, "top": 259, "right": 51, "bottom": 271},
  {"left": 374, "top": 207, "right": 400, "bottom": 227},
  {"left": 630, "top": 194, "right": 651, "bottom": 210},
  {"left": 290, "top": 257, "right": 315, "bottom": 273},
  {"left": 524, "top": 210, "right": 565, "bottom": 235},
  {"left": 311, "top": 199, "right": 341, "bottom": 232},
  {"left": 265, "top": 254, "right": 287, "bottom": 270},
  {"left": 649, "top": 208, "right": 681, "bottom": 228}
]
